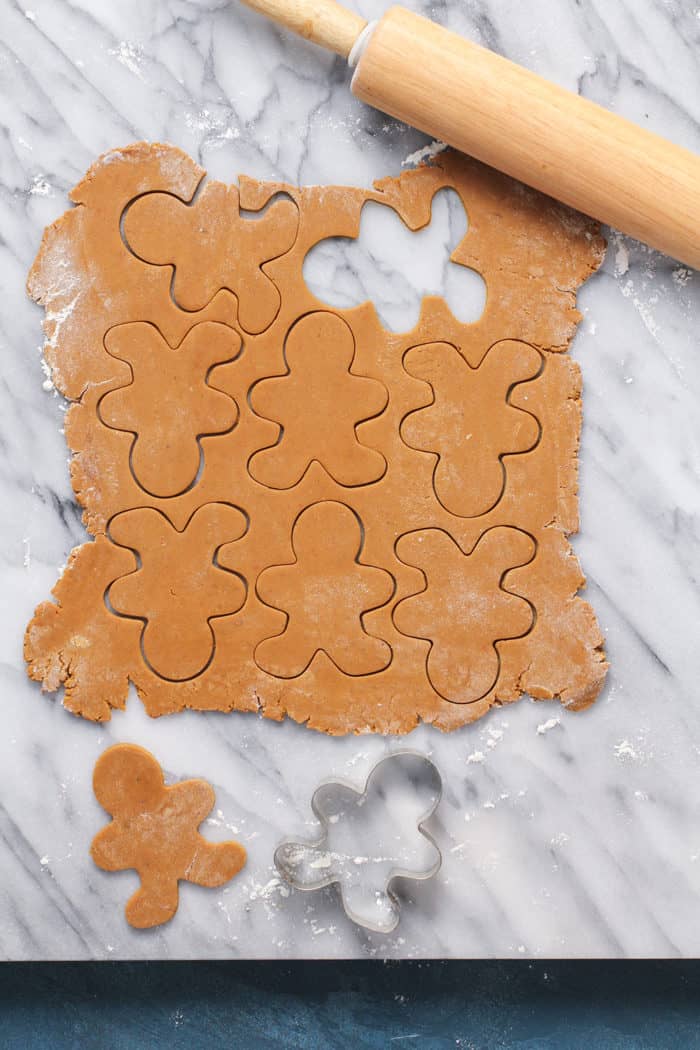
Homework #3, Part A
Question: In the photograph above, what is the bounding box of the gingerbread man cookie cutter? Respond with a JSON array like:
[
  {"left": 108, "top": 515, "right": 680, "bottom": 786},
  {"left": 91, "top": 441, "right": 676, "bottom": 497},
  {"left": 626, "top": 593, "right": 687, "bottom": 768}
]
[{"left": 274, "top": 751, "right": 442, "bottom": 934}]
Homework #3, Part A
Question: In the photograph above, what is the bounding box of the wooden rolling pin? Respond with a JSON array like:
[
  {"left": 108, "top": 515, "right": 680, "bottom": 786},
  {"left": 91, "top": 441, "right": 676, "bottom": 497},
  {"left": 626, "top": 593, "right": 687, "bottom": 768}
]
[{"left": 239, "top": 0, "right": 700, "bottom": 269}]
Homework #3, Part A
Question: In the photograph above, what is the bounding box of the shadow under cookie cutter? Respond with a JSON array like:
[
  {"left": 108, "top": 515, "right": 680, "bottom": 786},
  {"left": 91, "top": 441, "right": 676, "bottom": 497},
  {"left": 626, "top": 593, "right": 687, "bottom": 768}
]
[{"left": 274, "top": 751, "right": 443, "bottom": 934}]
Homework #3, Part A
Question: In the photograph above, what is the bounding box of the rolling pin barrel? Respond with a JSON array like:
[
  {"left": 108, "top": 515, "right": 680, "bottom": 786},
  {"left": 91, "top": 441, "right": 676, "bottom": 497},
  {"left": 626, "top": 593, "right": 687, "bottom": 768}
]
[{"left": 351, "top": 7, "right": 700, "bottom": 269}]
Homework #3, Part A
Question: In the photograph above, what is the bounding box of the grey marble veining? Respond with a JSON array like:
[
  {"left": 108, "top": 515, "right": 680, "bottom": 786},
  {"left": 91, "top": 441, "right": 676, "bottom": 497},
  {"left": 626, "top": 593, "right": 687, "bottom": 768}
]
[{"left": 0, "top": 0, "right": 699, "bottom": 959}]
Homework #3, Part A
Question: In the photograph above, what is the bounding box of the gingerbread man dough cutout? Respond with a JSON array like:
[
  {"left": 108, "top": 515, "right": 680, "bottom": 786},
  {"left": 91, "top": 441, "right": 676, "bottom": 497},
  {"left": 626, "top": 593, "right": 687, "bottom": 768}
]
[
  {"left": 401, "top": 340, "right": 542, "bottom": 517},
  {"left": 91, "top": 743, "right": 246, "bottom": 929},
  {"left": 99, "top": 321, "right": 241, "bottom": 498},
  {"left": 123, "top": 183, "right": 299, "bottom": 333},
  {"left": 248, "top": 311, "right": 388, "bottom": 489},
  {"left": 255, "top": 501, "right": 395, "bottom": 677},
  {"left": 394, "top": 526, "right": 536, "bottom": 703},
  {"left": 107, "top": 503, "right": 248, "bottom": 681}
]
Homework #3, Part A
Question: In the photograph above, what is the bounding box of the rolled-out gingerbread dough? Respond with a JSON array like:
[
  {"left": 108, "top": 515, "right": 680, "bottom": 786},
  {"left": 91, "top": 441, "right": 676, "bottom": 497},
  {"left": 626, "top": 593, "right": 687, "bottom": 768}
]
[{"left": 24, "top": 141, "right": 606, "bottom": 733}]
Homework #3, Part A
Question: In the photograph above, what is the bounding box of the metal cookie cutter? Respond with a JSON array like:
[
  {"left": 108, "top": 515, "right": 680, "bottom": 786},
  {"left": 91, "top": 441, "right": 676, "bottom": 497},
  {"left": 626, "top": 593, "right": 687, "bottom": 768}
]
[{"left": 274, "top": 751, "right": 442, "bottom": 934}]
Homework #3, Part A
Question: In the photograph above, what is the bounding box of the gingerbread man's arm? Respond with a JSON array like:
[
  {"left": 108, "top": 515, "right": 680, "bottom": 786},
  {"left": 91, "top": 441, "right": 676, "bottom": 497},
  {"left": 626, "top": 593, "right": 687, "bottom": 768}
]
[
  {"left": 169, "top": 778, "right": 216, "bottom": 825},
  {"left": 90, "top": 821, "right": 134, "bottom": 872},
  {"left": 168, "top": 781, "right": 247, "bottom": 887},
  {"left": 187, "top": 838, "right": 247, "bottom": 887}
]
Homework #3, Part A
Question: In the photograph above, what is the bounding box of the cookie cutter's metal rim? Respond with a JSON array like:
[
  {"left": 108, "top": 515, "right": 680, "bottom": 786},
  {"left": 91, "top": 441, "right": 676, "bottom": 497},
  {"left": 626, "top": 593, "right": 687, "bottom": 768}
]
[{"left": 274, "top": 749, "right": 443, "bottom": 935}]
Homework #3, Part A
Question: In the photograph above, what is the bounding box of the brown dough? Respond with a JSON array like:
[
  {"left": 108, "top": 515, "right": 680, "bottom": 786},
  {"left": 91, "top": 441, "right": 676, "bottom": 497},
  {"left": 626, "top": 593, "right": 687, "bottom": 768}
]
[
  {"left": 249, "top": 311, "right": 388, "bottom": 489},
  {"left": 99, "top": 321, "right": 241, "bottom": 498},
  {"left": 122, "top": 182, "right": 299, "bottom": 331},
  {"left": 394, "top": 526, "right": 536, "bottom": 703},
  {"left": 91, "top": 743, "right": 246, "bottom": 928},
  {"left": 24, "top": 141, "right": 607, "bottom": 733},
  {"left": 401, "top": 340, "right": 542, "bottom": 517},
  {"left": 107, "top": 503, "right": 248, "bottom": 681},
  {"left": 255, "top": 501, "right": 395, "bottom": 678}
]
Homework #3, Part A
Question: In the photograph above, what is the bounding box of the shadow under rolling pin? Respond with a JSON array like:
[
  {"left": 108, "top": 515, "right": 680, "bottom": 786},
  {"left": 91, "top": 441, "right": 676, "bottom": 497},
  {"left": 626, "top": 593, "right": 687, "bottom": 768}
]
[{"left": 238, "top": 0, "right": 700, "bottom": 271}]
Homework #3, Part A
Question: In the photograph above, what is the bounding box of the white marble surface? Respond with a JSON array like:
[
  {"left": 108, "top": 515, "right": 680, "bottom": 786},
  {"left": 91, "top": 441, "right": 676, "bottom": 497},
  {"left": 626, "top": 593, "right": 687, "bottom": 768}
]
[{"left": 1, "top": 0, "right": 699, "bottom": 959}]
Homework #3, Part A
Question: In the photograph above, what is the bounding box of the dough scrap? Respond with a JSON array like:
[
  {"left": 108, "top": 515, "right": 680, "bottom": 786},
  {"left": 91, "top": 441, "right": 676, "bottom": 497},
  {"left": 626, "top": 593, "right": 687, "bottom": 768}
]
[
  {"left": 24, "top": 141, "right": 607, "bottom": 733},
  {"left": 90, "top": 743, "right": 246, "bottom": 928}
]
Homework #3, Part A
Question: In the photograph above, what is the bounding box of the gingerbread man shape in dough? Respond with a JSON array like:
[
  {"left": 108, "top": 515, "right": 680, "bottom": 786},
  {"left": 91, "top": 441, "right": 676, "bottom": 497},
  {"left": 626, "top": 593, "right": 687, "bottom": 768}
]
[
  {"left": 107, "top": 503, "right": 247, "bottom": 681},
  {"left": 122, "top": 183, "right": 299, "bottom": 333},
  {"left": 394, "top": 526, "right": 536, "bottom": 703},
  {"left": 91, "top": 743, "right": 246, "bottom": 929},
  {"left": 401, "top": 340, "right": 542, "bottom": 518},
  {"left": 99, "top": 321, "right": 241, "bottom": 498},
  {"left": 249, "top": 311, "right": 388, "bottom": 489},
  {"left": 255, "top": 501, "right": 394, "bottom": 677}
]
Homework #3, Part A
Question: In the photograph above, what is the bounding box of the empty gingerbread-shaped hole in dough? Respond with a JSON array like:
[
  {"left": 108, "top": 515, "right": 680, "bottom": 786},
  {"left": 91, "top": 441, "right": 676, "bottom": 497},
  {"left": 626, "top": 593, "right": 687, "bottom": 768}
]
[
  {"left": 248, "top": 311, "right": 389, "bottom": 489},
  {"left": 303, "top": 187, "right": 487, "bottom": 332},
  {"left": 122, "top": 183, "right": 299, "bottom": 334},
  {"left": 255, "top": 501, "right": 395, "bottom": 678},
  {"left": 105, "top": 503, "right": 248, "bottom": 681}
]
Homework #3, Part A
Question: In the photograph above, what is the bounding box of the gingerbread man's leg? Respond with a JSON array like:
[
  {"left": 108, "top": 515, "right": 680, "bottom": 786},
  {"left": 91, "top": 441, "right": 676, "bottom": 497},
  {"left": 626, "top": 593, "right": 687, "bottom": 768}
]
[
  {"left": 255, "top": 620, "right": 314, "bottom": 678},
  {"left": 125, "top": 875, "right": 180, "bottom": 929},
  {"left": 186, "top": 839, "right": 247, "bottom": 887}
]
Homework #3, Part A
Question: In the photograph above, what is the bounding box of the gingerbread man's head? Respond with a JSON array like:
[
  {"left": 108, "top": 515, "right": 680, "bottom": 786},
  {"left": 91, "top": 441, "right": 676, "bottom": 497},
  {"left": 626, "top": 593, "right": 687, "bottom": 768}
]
[{"left": 93, "top": 743, "right": 164, "bottom": 819}]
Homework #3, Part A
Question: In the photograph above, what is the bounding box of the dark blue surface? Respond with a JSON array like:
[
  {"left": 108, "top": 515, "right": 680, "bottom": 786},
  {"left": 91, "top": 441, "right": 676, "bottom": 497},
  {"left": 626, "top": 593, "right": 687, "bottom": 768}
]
[{"left": 2, "top": 962, "right": 700, "bottom": 1048}]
